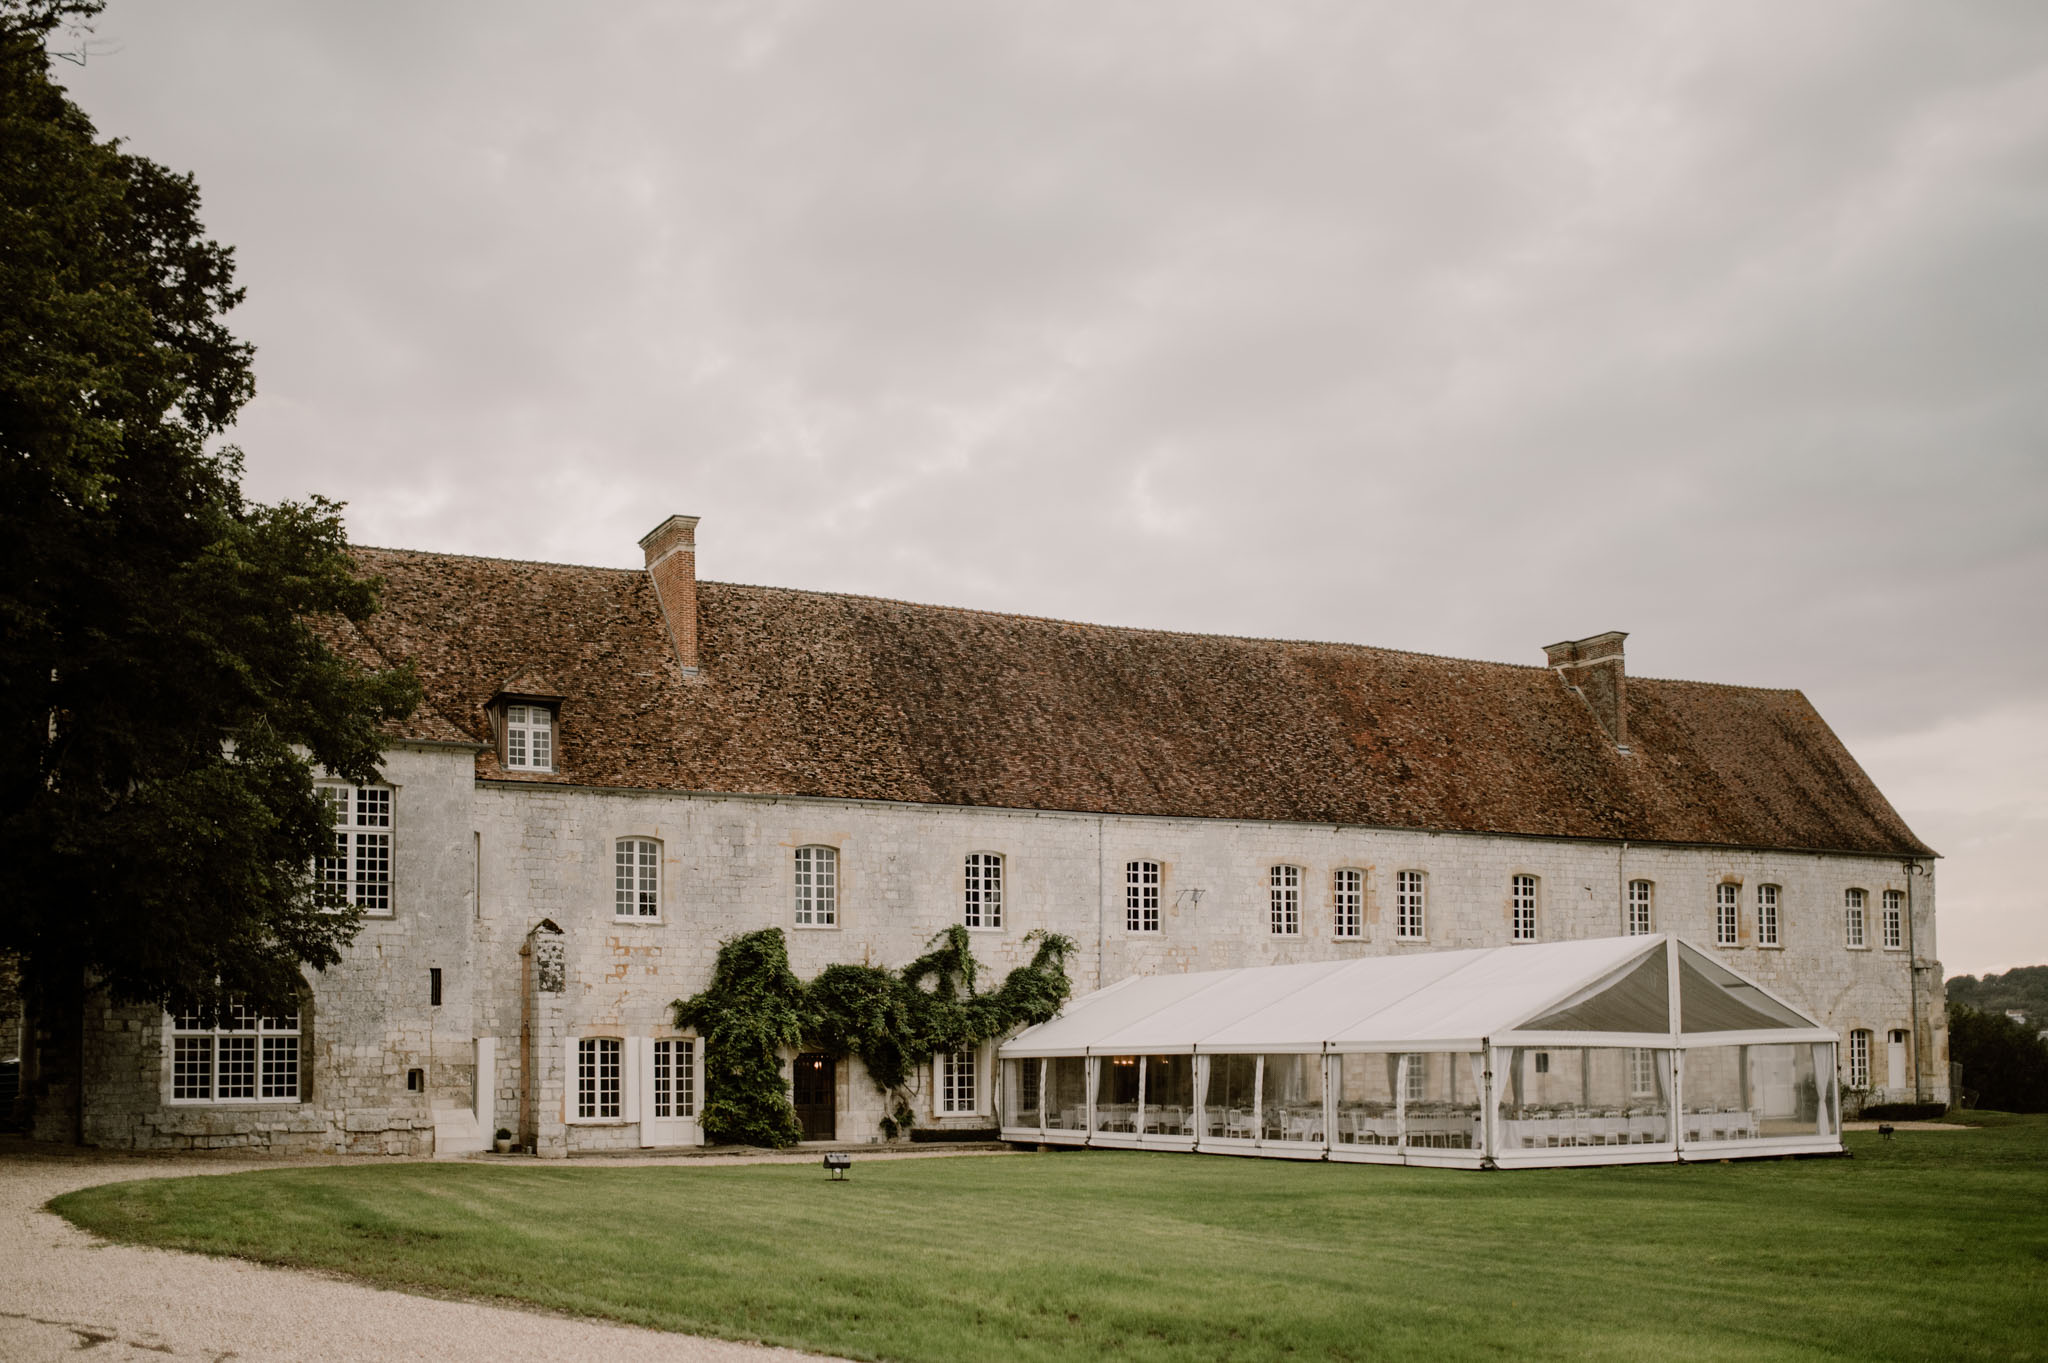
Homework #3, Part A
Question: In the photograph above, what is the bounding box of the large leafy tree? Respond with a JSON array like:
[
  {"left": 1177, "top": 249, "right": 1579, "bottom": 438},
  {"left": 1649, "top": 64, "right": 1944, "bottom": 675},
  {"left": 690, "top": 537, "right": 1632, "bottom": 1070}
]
[{"left": 0, "top": 1, "right": 418, "bottom": 1021}]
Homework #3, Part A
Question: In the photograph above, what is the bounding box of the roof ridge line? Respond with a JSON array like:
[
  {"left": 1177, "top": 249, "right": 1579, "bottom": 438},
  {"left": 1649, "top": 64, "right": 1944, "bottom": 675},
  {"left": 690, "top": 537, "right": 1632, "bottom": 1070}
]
[
  {"left": 353, "top": 543, "right": 1811, "bottom": 694},
  {"left": 705, "top": 577, "right": 1556, "bottom": 669}
]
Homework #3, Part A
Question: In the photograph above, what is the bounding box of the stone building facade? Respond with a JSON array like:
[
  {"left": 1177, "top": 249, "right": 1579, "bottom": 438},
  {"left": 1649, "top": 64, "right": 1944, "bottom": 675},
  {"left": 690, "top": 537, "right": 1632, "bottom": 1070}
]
[{"left": 41, "top": 515, "right": 1945, "bottom": 1152}]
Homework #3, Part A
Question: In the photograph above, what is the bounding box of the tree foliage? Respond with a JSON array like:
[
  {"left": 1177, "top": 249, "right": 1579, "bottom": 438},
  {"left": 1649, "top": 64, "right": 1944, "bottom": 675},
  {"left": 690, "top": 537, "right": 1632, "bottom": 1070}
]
[
  {"left": 1947, "top": 1003, "right": 2048, "bottom": 1114},
  {"left": 1946, "top": 966, "right": 2048, "bottom": 1024},
  {"left": 675, "top": 927, "right": 1076, "bottom": 1147},
  {"left": 0, "top": 2, "right": 418, "bottom": 1019}
]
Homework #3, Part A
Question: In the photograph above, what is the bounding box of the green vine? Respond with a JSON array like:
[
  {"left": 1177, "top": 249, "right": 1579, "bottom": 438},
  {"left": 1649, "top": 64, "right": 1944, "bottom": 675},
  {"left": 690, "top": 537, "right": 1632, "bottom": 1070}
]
[
  {"left": 674, "top": 925, "right": 1076, "bottom": 1147},
  {"left": 671, "top": 929, "right": 807, "bottom": 1148}
]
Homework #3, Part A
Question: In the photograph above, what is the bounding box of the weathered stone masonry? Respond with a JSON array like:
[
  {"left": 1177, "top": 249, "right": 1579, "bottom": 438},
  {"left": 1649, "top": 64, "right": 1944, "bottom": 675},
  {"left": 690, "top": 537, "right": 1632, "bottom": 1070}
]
[{"left": 66, "top": 763, "right": 1941, "bottom": 1153}]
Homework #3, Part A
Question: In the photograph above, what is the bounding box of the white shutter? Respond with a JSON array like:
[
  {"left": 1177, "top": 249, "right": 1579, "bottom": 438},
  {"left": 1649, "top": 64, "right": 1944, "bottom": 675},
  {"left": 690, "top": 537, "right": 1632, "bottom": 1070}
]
[
  {"left": 624, "top": 1036, "right": 643, "bottom": 1125},
  {"left": 563, "top": 1036, "right": 579, "bottom": 1123},
  {"left": 643, "top": 1038, "right": 662, "bottom": 1145}
]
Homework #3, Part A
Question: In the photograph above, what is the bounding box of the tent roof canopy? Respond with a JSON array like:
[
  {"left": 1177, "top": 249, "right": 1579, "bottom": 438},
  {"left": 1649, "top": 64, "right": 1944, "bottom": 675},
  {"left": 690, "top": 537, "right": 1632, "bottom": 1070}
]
[{"left": 1000, "top": 935, "right": 1834, "bottom": 1058}]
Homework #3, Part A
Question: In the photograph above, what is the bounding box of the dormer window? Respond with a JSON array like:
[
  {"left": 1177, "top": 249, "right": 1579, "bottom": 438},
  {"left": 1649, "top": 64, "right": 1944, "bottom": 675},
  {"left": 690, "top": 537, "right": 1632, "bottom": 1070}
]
[{"left": 504, "top": 704, "right": 554, "bottom": 771}]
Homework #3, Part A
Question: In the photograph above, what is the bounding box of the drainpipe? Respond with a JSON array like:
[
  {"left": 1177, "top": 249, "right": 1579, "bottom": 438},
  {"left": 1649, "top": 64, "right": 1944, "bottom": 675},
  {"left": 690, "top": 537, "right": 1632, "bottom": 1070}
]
[
  {"left": 1095, "top": 817, "right": 1106, "bottom": 991},
  {"left": 1616, "top": 841, "right": 1628, "bottom": 933},
  {"left": 1904, "top": 858, "right": 1924, "bottom": 1105}
]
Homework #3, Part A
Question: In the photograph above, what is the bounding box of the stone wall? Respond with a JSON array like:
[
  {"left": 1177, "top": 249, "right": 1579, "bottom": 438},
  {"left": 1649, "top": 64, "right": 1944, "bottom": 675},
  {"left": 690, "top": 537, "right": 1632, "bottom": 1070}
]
[
  {"left": 68, "top": 759, "right": 1945, "bottom": 1151},
  {"left": 71, "top": 744, "right": 478, "bottom": 1152}
]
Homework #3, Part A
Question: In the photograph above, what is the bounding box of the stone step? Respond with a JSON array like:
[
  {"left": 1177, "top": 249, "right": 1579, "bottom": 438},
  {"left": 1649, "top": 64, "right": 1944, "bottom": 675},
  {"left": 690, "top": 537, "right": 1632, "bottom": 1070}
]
[{"left": 431, "top": 1102, "right": 487, "bottom": 1157}]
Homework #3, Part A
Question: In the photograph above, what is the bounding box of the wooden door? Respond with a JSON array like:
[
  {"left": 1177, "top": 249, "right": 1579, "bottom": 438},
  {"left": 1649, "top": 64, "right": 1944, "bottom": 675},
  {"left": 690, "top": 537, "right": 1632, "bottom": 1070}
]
[{"left": 793, "top": 1052, "right": 836, "bottom": 1141}]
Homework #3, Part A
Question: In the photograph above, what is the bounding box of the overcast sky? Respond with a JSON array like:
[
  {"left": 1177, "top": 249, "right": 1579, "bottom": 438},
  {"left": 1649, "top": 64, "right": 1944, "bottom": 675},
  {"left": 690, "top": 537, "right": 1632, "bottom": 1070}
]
[{"left": 59, "top": 1, "right": 2047, "bottom": 975}]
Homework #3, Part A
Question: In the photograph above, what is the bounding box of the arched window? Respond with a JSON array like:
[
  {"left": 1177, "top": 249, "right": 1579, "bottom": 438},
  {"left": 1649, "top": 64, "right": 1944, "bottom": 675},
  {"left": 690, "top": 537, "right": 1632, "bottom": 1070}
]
[
  {"left": 1269, "top": 865, "right": 1301, "bottom": 935},
  {"left": 1511, "top": 874, "right": 1538, "bottom": 942},
  {"left": 615, "top": 838, "right": 659, "bottom": 918},
  {"left": 1333, "top": 868, "right": 1363, "bottom": 939},
  {"left": 964, "top": 852, "right": 1003, "bottom": 929},
  {"left": 1126, "top": 860, "right": 1161, "bottom": 933},
  {"left": 1715, "top": 883, "right": 1739, "bottom": 946},
  {"left": 794, "top": 846, "right": 838, "bottom": 926},
  {"left": 1756, "top": 884, "right": 1781, "bottom": 946},
  {"left": 1846, "top": 1030, "right": 1872, "bottom": 1089},
  {"left": 577, "top": 1037, "right": 623, "bottom": 1119},
  {"left": 938, "top": 1050, "right": 978, "bottom": 1114},
  {"left": 1844, "top": 889, "right": 1867, "bottom": 948},
  {"left": 1626, "top": 880, "right": 1654, "bottom": 935},
  {"left": 1881, "top": 890, "right": 1904, "bottom": 949},
  {"left": 1395, "top": 870, "right": 1426, "bottom": 940}
]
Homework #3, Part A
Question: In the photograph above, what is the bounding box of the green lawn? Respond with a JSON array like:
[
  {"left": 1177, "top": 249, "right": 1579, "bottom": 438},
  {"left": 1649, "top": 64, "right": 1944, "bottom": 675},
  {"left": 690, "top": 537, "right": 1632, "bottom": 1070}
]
[{"left": 52, "top": 1117, "right": 2048, "bottom": 1363}]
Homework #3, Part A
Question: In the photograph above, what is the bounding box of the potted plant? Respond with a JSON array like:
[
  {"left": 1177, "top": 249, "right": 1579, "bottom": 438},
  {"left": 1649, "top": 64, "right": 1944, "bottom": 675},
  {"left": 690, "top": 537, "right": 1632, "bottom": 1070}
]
[{"left": 493, "top": 1127, "right": 514, "bottom": 1154}]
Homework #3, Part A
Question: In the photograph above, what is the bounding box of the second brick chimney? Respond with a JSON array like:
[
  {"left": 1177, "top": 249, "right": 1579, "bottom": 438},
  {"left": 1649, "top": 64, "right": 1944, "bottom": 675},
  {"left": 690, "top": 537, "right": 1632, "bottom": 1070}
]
[
  {"left": 640, "top": 514, "right": 701, "bottom": 673},
  {"left": 1544, "top": 630, "right": 1629, "bottom": 749}
]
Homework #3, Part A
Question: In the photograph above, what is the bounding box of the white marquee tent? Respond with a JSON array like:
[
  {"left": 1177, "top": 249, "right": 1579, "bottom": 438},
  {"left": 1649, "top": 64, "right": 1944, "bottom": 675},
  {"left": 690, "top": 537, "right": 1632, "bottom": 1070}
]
[{"left": 997, "top": 935, "right": 1840, "bottom": 1167}]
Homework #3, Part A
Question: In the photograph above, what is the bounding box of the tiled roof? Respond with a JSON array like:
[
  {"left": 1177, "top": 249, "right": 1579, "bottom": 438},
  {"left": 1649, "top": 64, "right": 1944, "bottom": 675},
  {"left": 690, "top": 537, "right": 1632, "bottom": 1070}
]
[{"left": 345, "top": 546, "right": 1933, "bottom": 858}]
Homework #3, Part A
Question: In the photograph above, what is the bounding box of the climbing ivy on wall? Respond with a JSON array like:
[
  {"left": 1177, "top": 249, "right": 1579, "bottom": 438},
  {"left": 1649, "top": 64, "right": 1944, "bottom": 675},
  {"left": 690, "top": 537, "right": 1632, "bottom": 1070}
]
[
  {"left": 674, "top": 925, "right": 1076, "bottom": 1147},
  {"left": 671, "top": 929, "right": 808, "bottom": 1149}
]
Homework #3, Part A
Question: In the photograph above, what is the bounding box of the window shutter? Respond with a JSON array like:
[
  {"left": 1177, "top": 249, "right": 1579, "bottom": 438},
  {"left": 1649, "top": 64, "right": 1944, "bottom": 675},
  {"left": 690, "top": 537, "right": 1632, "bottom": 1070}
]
[
  {"left": 563, "top": 1036, "right": 579, "bottom": 1122},
  {"left": 624, "top": 1036, "right": 643, "bottom": 1124},
  {"left": 638, "top": 1039, "right": 658, "bottom": 1145}
]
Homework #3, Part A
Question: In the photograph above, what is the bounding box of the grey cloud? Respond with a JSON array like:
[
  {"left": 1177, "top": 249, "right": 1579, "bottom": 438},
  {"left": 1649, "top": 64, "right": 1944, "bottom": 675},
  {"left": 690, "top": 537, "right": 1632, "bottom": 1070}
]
[{"left": 61, "top": 0, "right": 2048, "bottom": 970}]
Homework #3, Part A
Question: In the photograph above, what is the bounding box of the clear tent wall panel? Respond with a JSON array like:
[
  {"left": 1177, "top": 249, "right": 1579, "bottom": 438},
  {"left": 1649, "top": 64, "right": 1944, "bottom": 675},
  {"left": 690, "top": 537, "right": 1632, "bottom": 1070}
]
[
  {"left": 1095, "top": 1056, "right": 1140, "bottom": 1135},
  {"left": 1258, "top": 1053, "right": 1325, "bottom": 1143},
  {"left": 1401, "top": 1052, "right": 1485, "bottom": 1152},
  {"left": 1001, "top": 1058, "right": 1046, "bottom": 1133},
  {"left": 1141, "top": 1054, "right": 1196, "bottom": 1138},
  {"left": 1204, "top": 1053, "right": 1258, "bottom": 1141},
  {"left": 1681, "top": 1043, "right": 1833, "bottom": 1145},
  {"left": 1496, "top": 1047, "right": 1672, "bottom": 1153},
  {"left": 1334, "top": 1052, "right": 1399, "bottom": 1147},
  {"left": 1045, "top": 1057, "right": 1089, "bottom": 1135}
]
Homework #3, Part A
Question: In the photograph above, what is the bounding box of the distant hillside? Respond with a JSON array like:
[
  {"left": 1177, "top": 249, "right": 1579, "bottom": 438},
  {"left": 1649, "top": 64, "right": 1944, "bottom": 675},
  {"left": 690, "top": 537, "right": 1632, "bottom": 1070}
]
[{"left": 1947, "top": 966, "right": 2048, "bottom": 1022}]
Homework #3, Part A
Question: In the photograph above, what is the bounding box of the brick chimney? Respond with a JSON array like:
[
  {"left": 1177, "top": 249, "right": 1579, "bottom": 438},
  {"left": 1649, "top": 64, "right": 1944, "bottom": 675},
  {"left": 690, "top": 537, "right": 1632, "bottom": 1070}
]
[
  {"left": 639, "top": 514, "right": 701, "bottom": 673},
  {"left": 1543, "top": 630, "right": 1629, "bottom": 749}
]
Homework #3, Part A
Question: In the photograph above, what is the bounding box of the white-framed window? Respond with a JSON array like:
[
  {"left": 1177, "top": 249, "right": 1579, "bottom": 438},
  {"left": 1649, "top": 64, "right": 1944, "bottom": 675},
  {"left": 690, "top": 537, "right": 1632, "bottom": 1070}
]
[
  {"left": 1715, "top": 883, "right": 1739, "bottom": 947},
  {"left": 1333, "top": 868, "right": 1363, "bottom": 939},
  {"left": 1627, "top": 1048, "right": 1659, "bottom": 1099},
  {"left": 1881, "top": 890, "right": 1904, "bottom": 950},
  {"left": 577, "top": 1037, "right": 623, "bottom": 1119},
  {"left": 169, "top": 1006, "right": 300, "bottom": 1103},
  {"left": 1846, "top": 1029, "right": 1871, "bottom": 1089},
  {"left": 652, "top": 1038, "right": 694, "bottom": 1118},
  {"left": 1395, "top": 870, "right": 1425, "bottom": 940},
  {"left": 1757, "top": 884, "right": 1780, "bottom": 947},
  {"left": 1844, "top": 888, "right": 1867, "bottom": 948},
  {"left": 1020, "top": 1056, "right": 1041, "bottom": 1116},
  {"left": 794, "top": 845, "right": 837, "bottom": 927},
  {"left": 1126, "top": 860, "right": 1161, "bottom": 933},
  {"left": 615, "top": 838, "right": 659, "bottom": 918},
  {"left": 938, "top": 1050, "right": 977, "bottom": 1114},
  {"left": 1626, "top": 879, "right": 1654, "bottom": 936},
  {"left": 504, "top": 703, "right": 554, "bottom": 771},
  {"left": 318, "top": 783, "right": 392, "bottom": 916},
  {"left": 1403, "top": 1053, "right": 1426, "bottom": 1104},
  {"left": 1511, "top": 874, "right": 1538, "bottom": 942},
  {"left": 964, "top": 852, "right": 1003, "bottom": 929},
  {"left": 1269, "top": 865, "right": 1301, "bottom": 935}
]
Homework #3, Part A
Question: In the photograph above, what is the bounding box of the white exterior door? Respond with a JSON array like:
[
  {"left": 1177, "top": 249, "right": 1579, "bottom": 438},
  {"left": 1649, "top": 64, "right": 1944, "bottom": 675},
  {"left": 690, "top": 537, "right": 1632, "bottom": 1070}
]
[
  {"left": 639, "top": 1037, "right": 699, "bottom": 1147},
  {"left": 1886, "top": 1030, "right": 1908, "bottom": 1095},
  {"left": 1754, "top": 1046, "right": 1797, "bottom": 1117}
]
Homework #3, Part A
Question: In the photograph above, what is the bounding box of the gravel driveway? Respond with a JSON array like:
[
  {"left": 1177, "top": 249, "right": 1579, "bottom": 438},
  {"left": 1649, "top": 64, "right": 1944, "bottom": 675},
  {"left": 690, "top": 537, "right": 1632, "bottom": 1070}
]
[{"left": 0, "top": 1142, "right": 851, "bottom": 1363}]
